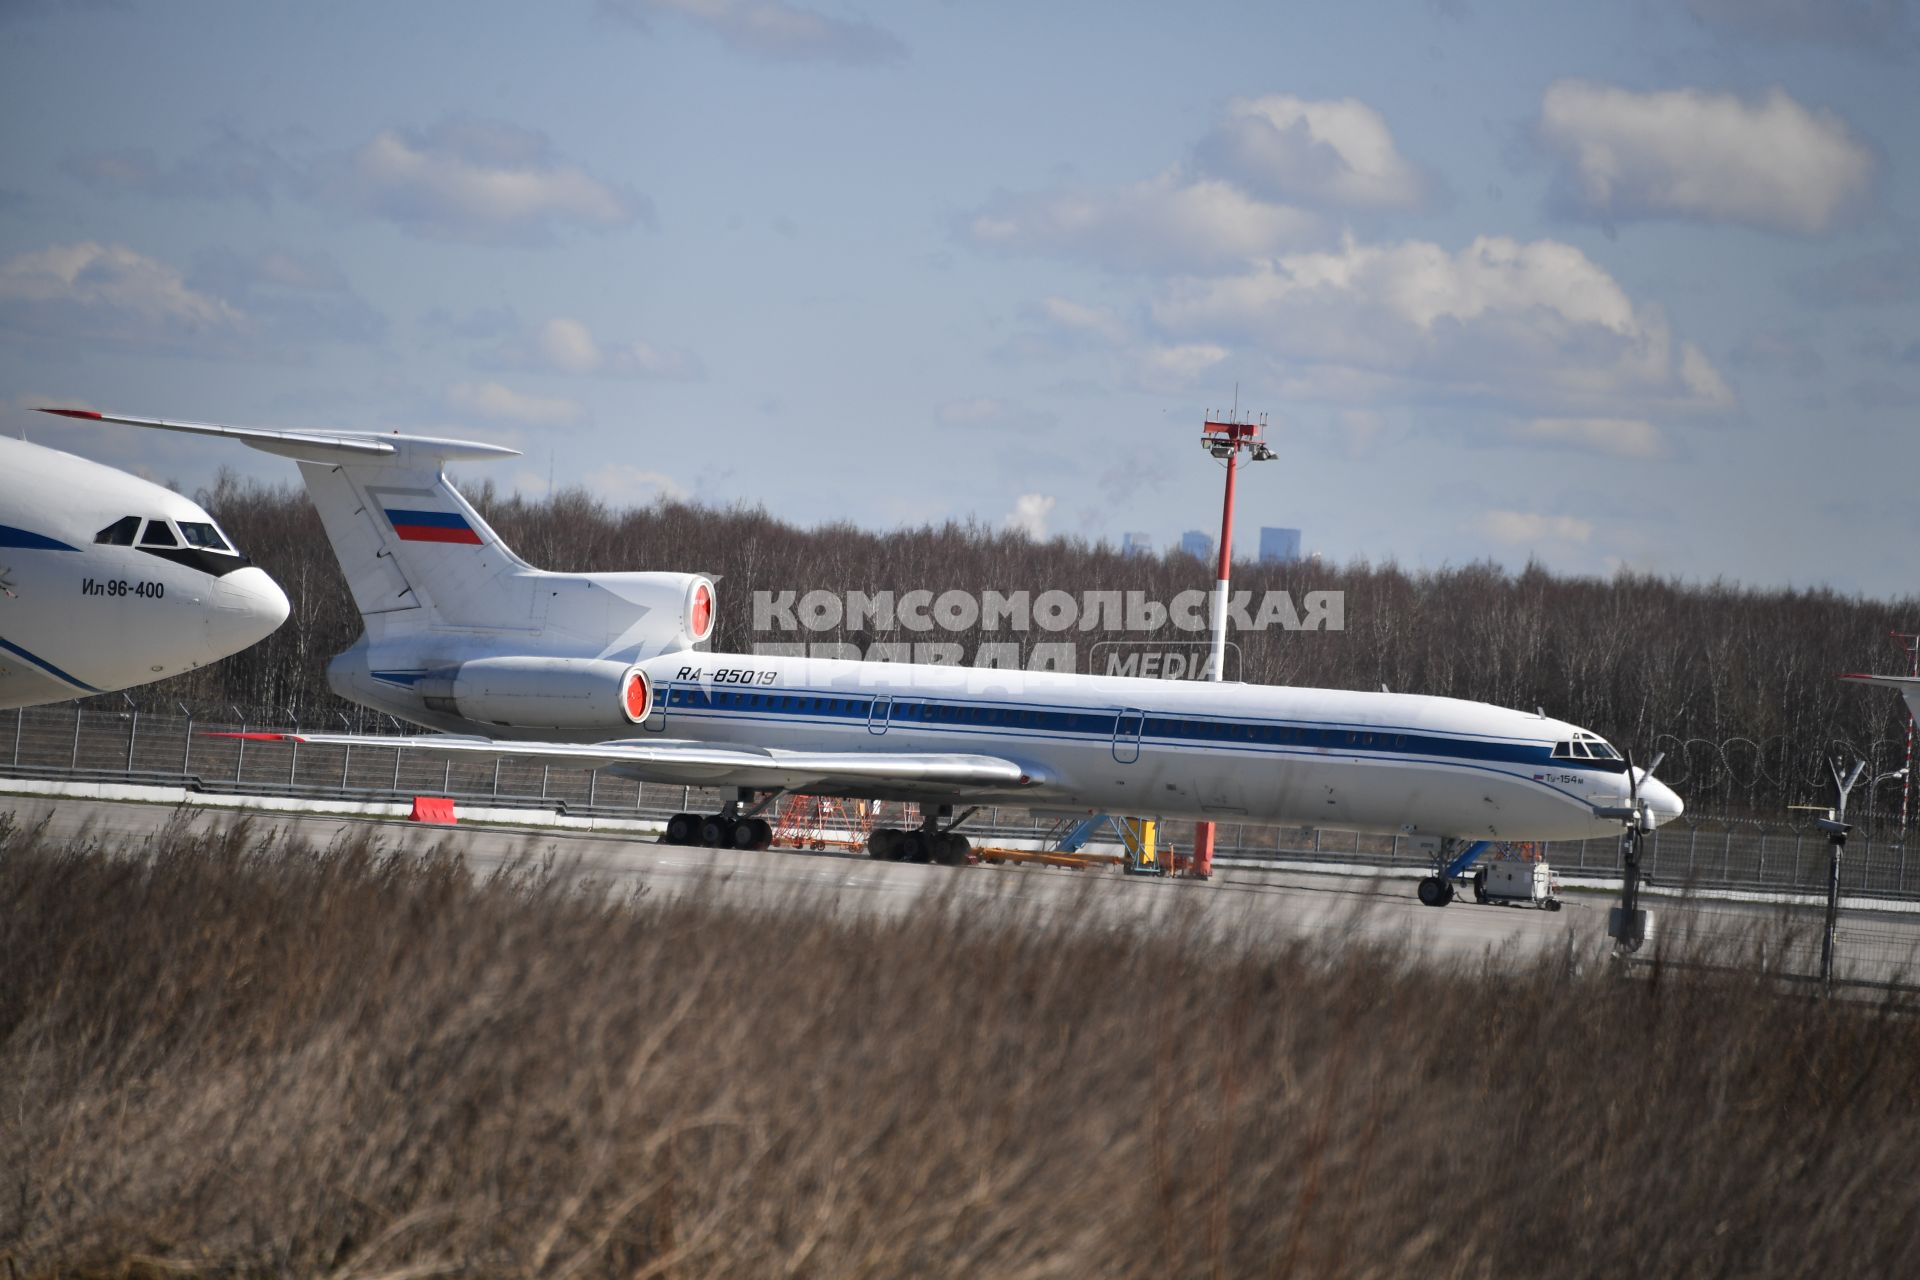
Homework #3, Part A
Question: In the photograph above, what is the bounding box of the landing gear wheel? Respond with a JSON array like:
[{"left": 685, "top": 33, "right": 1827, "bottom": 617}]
[
  {"left": 665, "top": 813, "right": 699, "bottom": 845},
  {"left": 1417, "top": 876, "right": 1451, "bottom": 908},
  {"left": 1472, "top": 868, "right": 1489, "bottom": 905},
  {"left": 901, "top": 830, "right": 933, "bottom": 863},
  {"left": 732, "top": 817, "right": 773, "bottom": 851},
  {"left": 867, "top": 828, "right": 900, "bottom": 860},
  {"left": 935, "top": 833, "right": 970, "bottom": 866},
  {"left": 700, "top": 815, "right": 737, "bottom": 848}
]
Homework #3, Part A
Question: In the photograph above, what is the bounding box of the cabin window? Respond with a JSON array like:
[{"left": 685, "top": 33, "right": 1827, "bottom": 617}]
[{"left": 95, "top": 516, "right": 141, "bottom": 545}]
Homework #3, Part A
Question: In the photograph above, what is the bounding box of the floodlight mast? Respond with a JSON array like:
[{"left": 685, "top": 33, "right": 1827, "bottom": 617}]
[
  {"left": 1894, "top": 632, "right": 1918, "bottom": 831},
  {"left": 1199, "top": 408, "right": 1272, "bottom": 683},
  {"left": 1192, "top": 403, "right": 1274, "bottom": 875}
]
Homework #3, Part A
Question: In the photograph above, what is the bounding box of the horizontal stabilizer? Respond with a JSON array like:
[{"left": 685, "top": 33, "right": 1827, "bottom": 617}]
[
  {"left": 1841, "top": 673, "right": 1920, "bottom": 721},
  {"left": 206, "top": 731, "right": 1046, "bottom": 795},
  {"left": 39, "top": 408, "right": 519, "bottom": 464}
]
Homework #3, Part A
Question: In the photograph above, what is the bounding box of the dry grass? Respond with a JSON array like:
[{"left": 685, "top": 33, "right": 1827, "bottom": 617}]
[{"left": 3, "top": 811, "right": 1919, "bottom": 1278}]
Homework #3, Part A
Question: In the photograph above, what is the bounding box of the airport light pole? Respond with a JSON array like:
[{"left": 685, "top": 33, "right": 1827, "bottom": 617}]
[
  {"left": 1194, "top": 409, "right": 1274, "bottom": 876},
  {"left": 1816, "top": 758, "right": 1867, "bottom": 992}
]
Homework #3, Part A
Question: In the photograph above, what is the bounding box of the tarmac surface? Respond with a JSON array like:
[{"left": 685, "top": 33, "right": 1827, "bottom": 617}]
[{"left": 8, "top": 793, "right": 1920, "bottom": 980}]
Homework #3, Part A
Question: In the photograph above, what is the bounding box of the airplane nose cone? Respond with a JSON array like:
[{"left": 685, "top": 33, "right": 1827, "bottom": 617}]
[
  {"left": 207, "top": 566, "right": 290, "bottom": 656},
  {"left": 1640, "top": 773, "right": 1684, "bottom": 827}
]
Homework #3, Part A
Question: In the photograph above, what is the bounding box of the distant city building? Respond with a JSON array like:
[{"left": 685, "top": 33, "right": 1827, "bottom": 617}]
[
  {"left": 1122, "top": 531, "right": 1154, "bottom": 558},
  {"left": 1180, "top": 529, "right": 1214, "bottom": 562},
  {"left": 1259, "top": 526, "right": 1302, "bottom": 564}
]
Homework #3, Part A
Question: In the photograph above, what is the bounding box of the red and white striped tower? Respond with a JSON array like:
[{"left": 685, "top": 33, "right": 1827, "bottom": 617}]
[
  {"left": 1896, "top": 632, "right": 1919, "bottom": 830},
  {"left": 1194, "top": 408, "right": 1272, "bottom": 877}
]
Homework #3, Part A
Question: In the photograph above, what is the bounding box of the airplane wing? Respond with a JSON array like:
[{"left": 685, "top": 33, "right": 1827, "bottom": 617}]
[{"left": 212, "top": 731, "right": 1048, "bottom": 796}]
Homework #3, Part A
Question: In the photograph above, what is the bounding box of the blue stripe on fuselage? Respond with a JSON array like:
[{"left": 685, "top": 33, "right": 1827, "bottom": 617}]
[
  {"left": 654, "top": 685, "right": 1599, "bottom": 775},
  {"left": 0, "top": 634, "right": 102, "bottom": 693},
  {"left": 0, "top": 524, "right": 79, "bottom": 552}
]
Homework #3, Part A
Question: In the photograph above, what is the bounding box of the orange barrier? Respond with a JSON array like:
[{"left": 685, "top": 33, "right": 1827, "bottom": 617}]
[{"left": 409, "top": 795, "right": 457, "bottom": 825}]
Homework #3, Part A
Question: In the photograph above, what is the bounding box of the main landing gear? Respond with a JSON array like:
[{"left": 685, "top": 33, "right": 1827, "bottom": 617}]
[
  {"left": 867, "top": 808, "right": 975, "bottom": 866},
  {"left": 664, "top": 791, "right": 774, "bottom": 850}
]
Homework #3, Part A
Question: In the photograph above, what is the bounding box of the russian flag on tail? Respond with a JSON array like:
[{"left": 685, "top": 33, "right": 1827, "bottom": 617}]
[{"left": 385, "top": 507, "right": 483, "bottom": 544}]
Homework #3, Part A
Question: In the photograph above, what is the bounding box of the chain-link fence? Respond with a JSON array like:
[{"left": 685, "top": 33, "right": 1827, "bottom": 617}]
[{"left": 4, "top": 701, "right": 1914, "bottom": 895}]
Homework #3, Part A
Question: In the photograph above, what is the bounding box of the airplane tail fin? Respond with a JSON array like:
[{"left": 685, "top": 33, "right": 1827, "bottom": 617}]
[
  {"left": 40, "top": 409, "right": 537, "bottom": 631},
  {"left": 1841, "top": 673, "right": 1920, "bottom": 727}
]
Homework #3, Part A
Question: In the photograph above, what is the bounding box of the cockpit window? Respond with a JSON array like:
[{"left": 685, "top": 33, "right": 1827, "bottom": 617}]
[
  {"left": 1553, "top": 734, "right": 1625, "bottom": 766},
  {"left": 95, "top": 516, "right": 141, "bottom": 546},
  {"left": 138, "top": 520, "right": 180, "bottom": 548},
  {"left": 178, "top": 521, "right": 234, "bottom": 553}
]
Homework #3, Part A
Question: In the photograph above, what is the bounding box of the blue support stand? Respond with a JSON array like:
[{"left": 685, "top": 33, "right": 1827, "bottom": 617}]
[
  {"left": 1056, "top": 814, "right": 1112, "bottom": 852},
  {"left": 1443, "top": 840, "right": 1495, "bottom": 879}
]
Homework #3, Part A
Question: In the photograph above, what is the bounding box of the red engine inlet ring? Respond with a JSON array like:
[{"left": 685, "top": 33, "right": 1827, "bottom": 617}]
[
  {"left": 690, "top": 581, "right": 714, "bottom": 640},
  {"left": 622, "top": 670, "right": 651, "bottom": 723}
]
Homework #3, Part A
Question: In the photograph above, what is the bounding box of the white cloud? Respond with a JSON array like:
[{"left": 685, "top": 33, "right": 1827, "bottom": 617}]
[
  {"left": 965, "top": 170, "right": 1322, "bottom": 274},
  {"left": 1480, "top": 510, "right": 1595, "bottom": 546},
  {"left": 1152, "top": 233, "right": 1735, "bottom": 413},
  {"left": 1034, "top": 296, "right": 1131, "bottom": 345},
  {"left": 0, "top": 241, "right": 241, "bottom": 328},
  {"left": 1135, "top": 343, "right": 1229, "bottom": 390},
  {"left": 581, "top": 461, "right": 688, "bottom": 505},
  {"left": 1005, "top": 493, "right": 1056, "bottom": 539},
  {"left": 513, "top": 316, "right": 704, "bottom": 379},
  {"left": 1194, "top": 94, "right": 1427, "bottom": 210},
  {"left": 538, "top": 316, "right": 601, "bottom": 374},
  {"left": 604, "top": 0, "right": 904, "bottom": 64},
  {"left": 448, "top": 381, "right": 584, "bottom": 426},
  {"left": 0, "top": 241, "right": 249, "bottom": 352},
  {"left": 962, "top": 93, "right": 1428, "bottom": 273},
  {"left": 1535, "top": 80, "right": 1874, "bottom": 235},
  {"left": 1512, "top": 416, "right": 1670, "bottom": 459},
  {"left": 323, "top": 120, "right": 650, "bottom": 244}
]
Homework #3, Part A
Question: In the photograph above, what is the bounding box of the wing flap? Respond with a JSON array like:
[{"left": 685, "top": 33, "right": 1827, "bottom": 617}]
[{"left": 208, "top": 731, "right": 1045, "bottom": 793}]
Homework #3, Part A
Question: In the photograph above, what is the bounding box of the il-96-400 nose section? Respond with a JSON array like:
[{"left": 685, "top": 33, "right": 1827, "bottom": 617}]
[{"left": 206, "top": 565, "right": 290, "bottom": 657}]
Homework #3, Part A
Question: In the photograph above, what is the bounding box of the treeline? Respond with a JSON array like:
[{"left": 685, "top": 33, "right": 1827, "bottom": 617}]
[{"left": 103, "top": 473, "right": 1920, "bottom": 818}]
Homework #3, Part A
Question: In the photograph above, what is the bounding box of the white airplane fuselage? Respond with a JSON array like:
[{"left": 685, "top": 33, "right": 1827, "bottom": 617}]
[
  {"left": 0, "top": 436, "right": 290, "bottom": 709},
  {"left": 331, "top": 637, "right": 1679, "bottom": 843}
]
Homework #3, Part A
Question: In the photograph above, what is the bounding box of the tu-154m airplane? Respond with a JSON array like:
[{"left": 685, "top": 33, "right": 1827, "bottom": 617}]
[
  {"left": 1, "top": 432, "right": 289, "bottom": 709},
  {"left": 43, "top": 408, "right": 1682, "bottom": 888}
]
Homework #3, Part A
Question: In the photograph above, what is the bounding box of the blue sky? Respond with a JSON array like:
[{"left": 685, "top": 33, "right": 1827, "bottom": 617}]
[{"left": 2, "top": 0, "right": 1916, "bottom": 596}]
